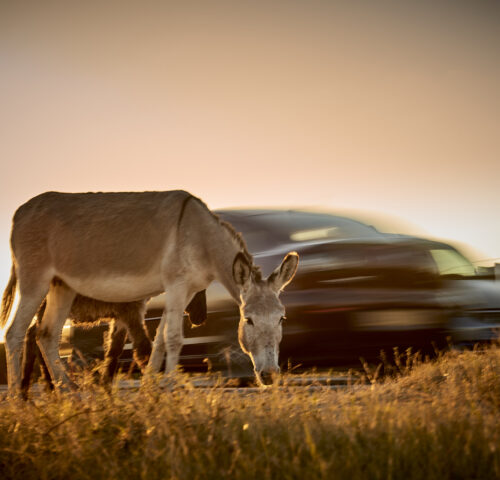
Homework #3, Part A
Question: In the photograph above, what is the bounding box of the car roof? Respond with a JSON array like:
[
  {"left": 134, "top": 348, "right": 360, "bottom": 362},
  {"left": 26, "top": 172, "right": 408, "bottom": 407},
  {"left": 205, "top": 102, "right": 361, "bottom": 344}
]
[
  {"left": 215, "top": 208, "right": 373, "bottom": 225},
  {"left": 214, "top": 208, "right": 462, "bottom": 252}
]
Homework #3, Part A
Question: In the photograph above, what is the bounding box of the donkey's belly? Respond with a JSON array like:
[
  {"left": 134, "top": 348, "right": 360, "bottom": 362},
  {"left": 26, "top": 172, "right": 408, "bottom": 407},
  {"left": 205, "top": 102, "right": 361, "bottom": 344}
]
[{"left": 58, "top": 271, "right": 164, "bottom": 303}]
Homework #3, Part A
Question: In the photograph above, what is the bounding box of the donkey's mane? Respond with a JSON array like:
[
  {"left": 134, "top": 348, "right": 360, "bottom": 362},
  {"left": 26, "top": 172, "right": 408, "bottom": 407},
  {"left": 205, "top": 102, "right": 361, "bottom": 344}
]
[
  {"left": 184, "top": 194, "right": 262, "bottom": 281},
  {"left": 217, "top": 218, "right": 263, "bottom": 281}
]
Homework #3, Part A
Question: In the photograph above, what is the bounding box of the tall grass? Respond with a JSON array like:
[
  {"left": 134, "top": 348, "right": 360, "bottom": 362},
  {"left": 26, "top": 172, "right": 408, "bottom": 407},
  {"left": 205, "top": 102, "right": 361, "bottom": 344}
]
[{"left": 1, "top": 346, "right": 499, "bottom": 480}]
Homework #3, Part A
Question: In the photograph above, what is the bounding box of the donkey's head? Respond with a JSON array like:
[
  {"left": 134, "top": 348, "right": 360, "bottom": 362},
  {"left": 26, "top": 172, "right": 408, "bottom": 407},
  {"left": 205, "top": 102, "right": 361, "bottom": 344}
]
[{"left": 232, "top": 251, "right": 299, "bottom": 385}]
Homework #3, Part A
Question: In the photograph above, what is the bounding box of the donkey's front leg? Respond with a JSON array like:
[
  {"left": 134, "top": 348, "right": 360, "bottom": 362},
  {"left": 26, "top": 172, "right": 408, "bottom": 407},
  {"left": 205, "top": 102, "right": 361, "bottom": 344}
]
[
  {"left": 147, "top": 312, "right": 166, "bottom": 373},
  {"left": 36, "top": 282, "right": 76, "bottom": 390},
  {"left": 145, "top": 290, "right": 188, "bottom": 378},
  {"left": 164, "top": 306, "right": 185, "bottom": 374}
]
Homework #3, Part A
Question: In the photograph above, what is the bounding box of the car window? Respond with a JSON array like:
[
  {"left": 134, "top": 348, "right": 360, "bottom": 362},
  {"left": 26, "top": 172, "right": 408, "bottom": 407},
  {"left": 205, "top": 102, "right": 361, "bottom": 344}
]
[
  {"left": 429, "top": 249, "right": 476, "bottom": 277},
  {"left": 287, "top": 213, "right": 382, "bottom": 241},
  {"left": 224, "top": 211, "right": 383, "bottom": 253},
  {"left": 252, "top": 212, "right": 379, "bottom": 239},
  {"left": 290, "top": 226, "right": 350, "bottom": 241}
]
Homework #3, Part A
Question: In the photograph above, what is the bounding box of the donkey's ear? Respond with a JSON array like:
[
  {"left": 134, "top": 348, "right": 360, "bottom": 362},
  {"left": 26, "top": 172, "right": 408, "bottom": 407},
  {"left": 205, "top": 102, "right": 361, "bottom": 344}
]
[
  {"left": 267, "top": 252, "right": 299, "bottom": 293},
  {"left": 233, "top": 252, "right": 252, "bottom": 290}
]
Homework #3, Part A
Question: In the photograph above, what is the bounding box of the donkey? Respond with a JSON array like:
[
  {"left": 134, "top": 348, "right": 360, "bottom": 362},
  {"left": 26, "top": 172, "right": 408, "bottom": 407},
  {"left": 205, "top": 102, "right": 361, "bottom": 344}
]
[
  {"left": 1, "top": 190, "right": 298, "bottom": 393},
  {"left": 21, "top": 289, "right": 206, "bottom": 395},
  {"left": 23, "top": 295, "right": 148, "bottom": 393}
]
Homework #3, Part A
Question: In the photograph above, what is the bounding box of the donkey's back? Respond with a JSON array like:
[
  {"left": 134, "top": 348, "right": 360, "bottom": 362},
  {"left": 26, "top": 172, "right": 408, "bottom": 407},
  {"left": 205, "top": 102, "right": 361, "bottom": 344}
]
[
  {"left": 12, "top": 190, "right": 205, "bottom": 306},
  {"left": 12, "top": 190, "right": 191, "bottom": 281}
]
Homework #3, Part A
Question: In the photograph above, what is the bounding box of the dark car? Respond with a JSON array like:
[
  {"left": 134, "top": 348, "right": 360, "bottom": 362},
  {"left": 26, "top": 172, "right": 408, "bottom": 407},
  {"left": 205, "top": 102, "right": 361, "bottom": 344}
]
[
  {"left": 58, "top": 209, "right": 500, "bottom": 375},
  {"left": 2, "top": 209, "right": 499, "bottom": 381}
]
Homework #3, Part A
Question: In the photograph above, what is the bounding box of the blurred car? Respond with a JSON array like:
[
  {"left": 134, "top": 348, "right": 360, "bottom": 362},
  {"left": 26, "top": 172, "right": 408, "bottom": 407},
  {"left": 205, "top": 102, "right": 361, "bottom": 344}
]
[
  {"left": 64, "top": 208, "right": 500, "bottom": 374},
  {"left": 2, "top": 209, "right": 500, "bottom": 381}
]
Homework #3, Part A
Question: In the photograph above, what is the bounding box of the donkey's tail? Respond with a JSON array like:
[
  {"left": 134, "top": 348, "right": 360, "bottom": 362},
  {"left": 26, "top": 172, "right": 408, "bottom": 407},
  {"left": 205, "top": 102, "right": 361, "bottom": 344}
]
[{"left": 0, "top": 263, "right": 17, "bottom": 328}]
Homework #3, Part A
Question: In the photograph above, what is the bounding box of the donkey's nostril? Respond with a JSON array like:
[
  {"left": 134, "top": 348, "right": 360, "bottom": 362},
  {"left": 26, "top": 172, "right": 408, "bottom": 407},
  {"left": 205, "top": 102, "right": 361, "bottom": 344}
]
[
  {"left": 259, "top": 368, "right": 279, "bottom": 385},
  {"left": 260, "top": 372, "right": 274, "bottom": 385}
]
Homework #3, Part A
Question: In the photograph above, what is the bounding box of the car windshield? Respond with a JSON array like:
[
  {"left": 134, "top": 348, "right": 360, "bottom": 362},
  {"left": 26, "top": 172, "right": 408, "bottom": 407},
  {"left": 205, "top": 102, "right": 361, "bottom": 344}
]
[{"left": 221, "top": 210, "right": 383, "bottom": 252}]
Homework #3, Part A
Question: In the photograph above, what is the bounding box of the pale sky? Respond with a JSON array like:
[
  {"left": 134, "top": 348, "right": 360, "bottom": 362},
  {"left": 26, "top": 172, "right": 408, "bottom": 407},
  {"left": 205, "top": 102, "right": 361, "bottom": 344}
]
[{"left": 1, "top": 0, "right": 499, "bottom": 302}]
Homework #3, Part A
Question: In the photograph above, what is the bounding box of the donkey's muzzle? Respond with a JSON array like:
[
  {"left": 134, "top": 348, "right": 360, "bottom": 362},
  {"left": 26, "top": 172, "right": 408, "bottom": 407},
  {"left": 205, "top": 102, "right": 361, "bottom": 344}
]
[{"left": 259, "top": 367, "right": 280, "bottom": 386}]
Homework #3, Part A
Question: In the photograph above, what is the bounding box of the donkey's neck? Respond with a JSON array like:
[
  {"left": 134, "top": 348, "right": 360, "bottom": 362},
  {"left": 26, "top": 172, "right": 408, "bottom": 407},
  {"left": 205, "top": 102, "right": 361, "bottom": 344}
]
[{"left": 210, "top": 221, "right": 251, "bottom": 303}]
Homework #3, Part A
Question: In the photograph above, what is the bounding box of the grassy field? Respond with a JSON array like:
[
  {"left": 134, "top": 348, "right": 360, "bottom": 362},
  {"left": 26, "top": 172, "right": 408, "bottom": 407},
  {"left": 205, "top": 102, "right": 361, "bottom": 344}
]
[{"left": 0, "top": 346, "right": 499, "bottom": 480}]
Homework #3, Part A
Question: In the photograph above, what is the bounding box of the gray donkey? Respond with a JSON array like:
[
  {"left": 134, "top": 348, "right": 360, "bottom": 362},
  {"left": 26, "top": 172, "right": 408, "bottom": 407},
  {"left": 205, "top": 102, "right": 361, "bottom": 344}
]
[{"left": 2, "top": 190, "right": 298, "bottom": 393}]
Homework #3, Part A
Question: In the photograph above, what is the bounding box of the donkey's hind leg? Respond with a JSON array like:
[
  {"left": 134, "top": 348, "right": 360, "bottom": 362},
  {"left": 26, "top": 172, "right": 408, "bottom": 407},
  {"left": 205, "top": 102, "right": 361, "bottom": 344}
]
[
  {"left": 36, "top": 281, "right": 76, "bottom": 389},
  {"left": 120, "top": 301, "right": 151, "bottom": 373},
  {"left": 21, "top": 301, "right": 54, "bottom": 398},
  {"left": 21, "top": 323, "right": 39, "bottom": 397},
  {"left": 102, "top": 320, "right": 128, "bottom": 382},
  {"left": 21, "top": 323, "right": 54, "bottom": 398},
  {"left": 6, "top": 281, "right": 49, "bottom": 393}
]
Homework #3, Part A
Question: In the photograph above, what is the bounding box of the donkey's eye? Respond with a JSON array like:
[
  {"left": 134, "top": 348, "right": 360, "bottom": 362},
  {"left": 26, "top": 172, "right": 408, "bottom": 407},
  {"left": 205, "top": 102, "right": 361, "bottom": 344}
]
[
  {"left": 279, "top": 316, "right": 286, "bottom": 324},
  {"left": 246, "top": 317, "right": 254, "bottom": 326}
]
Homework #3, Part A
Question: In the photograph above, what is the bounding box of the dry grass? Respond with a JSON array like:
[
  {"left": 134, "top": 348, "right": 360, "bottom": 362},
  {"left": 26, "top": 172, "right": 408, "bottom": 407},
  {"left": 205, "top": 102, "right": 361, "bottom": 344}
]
[{"left": 1, "top": 346, "right": 499, "bottom": 480}]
